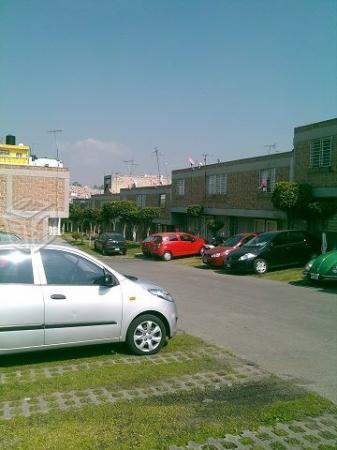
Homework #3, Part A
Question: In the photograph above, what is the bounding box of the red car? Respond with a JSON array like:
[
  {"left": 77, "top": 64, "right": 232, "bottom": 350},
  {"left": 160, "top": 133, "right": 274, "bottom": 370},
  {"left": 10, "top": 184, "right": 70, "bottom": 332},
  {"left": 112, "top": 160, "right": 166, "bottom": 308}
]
[
  {"left": 142, "top": 232, "right": 205, "bottom": 261},
  {"left": 202, "top": 233, "right": 257, "bottom": 267}
]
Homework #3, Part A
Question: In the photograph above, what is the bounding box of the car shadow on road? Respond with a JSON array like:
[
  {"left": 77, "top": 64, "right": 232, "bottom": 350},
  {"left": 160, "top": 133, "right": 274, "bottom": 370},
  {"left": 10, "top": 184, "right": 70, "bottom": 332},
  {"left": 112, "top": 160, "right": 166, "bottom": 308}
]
[
  {"left": 0, "top": 342, "right": 133, "bottom": 368},
  {"left": 289, "top": 279, "right": 337, "bottom": 295}
]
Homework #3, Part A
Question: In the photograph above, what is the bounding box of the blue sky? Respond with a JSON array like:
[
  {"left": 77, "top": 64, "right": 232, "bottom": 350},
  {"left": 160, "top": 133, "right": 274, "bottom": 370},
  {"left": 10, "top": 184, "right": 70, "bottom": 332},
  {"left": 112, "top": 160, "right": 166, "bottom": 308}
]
[{"left": 1, "top": 0, "right": 336, "bottom": 184}]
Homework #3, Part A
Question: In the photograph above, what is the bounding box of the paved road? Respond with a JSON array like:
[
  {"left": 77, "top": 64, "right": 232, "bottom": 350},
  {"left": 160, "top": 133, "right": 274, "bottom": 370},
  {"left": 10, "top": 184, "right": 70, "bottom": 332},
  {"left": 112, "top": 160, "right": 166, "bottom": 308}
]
[{"left": 106, "top": 256, "right": 337, "bottom": 403}]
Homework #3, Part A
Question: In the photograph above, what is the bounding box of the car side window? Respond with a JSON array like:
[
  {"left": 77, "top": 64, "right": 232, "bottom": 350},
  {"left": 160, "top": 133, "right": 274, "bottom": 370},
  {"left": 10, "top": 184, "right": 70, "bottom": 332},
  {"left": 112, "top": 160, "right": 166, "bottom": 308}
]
[
  {"left": 288, "top": 231, "right": 304, "bottom": 243},
  {"left": 169, "top": 236, "right": 178, "bottom": 241},
  {"left": 273, "top": 233, "right": 288, "bottom": 246},
  {"left": 180, "top": 234, "right": 194, "bottom": 242},
  {"left": 0, "top": 250, "right": 34, "bottom": 284},
  {"left": 40, "top": 250, "right": 107, "bottom": 285}
]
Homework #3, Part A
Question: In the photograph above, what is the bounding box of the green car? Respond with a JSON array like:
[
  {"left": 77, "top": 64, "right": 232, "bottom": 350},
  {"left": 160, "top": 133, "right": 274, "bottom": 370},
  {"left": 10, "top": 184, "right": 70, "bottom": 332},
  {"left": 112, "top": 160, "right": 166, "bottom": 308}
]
[{"left": 304, "top": 250, "right": 337, "bottom": 282}]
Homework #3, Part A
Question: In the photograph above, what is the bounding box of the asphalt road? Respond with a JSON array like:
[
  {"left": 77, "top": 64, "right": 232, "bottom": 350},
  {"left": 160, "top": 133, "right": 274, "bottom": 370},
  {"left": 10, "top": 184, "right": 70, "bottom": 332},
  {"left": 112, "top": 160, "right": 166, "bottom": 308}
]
[{"left": 106, "top": 256, "right": 337, "bottom": 404}]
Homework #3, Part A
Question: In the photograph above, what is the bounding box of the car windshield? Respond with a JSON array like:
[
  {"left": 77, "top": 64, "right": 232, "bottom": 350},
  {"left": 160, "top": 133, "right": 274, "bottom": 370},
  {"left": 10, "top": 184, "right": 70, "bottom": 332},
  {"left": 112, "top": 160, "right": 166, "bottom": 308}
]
[
  {"left": 223, "top": 235, "right": 243, "bottom": 247},
  {"left": 243, "top": 233, "right": 276, "bottom": 247},
  {"left": 106, "top": 233, "right": 123, "bottom": 240}
]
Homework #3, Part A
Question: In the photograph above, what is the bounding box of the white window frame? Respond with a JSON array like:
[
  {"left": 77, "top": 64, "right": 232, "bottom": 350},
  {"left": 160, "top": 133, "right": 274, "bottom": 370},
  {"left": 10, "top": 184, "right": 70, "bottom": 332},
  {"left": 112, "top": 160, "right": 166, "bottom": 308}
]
[
  {"left": 259, "top": 168, "right": 276, "bottom": 193},
  {"left": 136, "top": 194, "right": 146, "bottom": 208},
  {"left": 159, "top": 193, "right": 166, "bottom": 208},
  {"left": 310, "top": 137, "right": 332, "bottom": 168},
  {"left": 207, "top": 174, "right": 227, "bottom": 195},
  {"left": 175, "top": 180, "right": 185, "bottom": 196}
]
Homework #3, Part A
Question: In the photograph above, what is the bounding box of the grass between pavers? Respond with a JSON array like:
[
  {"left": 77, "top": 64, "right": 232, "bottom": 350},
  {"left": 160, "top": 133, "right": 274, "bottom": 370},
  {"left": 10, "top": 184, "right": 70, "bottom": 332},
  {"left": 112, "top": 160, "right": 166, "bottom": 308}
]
[{"left": 1, "top": 334, "right": 336, "bottom": 449}]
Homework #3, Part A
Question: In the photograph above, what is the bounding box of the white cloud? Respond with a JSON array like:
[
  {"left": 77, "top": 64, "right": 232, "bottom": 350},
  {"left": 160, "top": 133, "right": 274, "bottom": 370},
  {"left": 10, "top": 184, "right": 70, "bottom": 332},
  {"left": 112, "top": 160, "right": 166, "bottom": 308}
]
[{"left": 62, "top": 138, "right": 127, "bottom": 185}]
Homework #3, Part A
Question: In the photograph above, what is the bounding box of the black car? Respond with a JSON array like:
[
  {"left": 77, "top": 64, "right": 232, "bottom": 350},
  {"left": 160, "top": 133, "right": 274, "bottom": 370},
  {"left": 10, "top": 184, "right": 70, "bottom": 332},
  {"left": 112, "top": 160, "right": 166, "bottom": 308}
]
[
  {"left": 225, "top": 230, "right": 321, "bottom": 274},
  {"left": 94, "top": 232, "right": 127, "bottom": 255}
]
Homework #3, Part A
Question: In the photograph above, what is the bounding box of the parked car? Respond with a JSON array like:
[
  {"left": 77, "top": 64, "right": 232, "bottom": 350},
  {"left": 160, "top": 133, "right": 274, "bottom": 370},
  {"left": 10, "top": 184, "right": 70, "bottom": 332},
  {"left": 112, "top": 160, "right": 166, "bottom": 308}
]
[
  {"left": 0, "top": 243, "right": 177, "bottom": 356},
  {"left": 204, "top": 235, "right": 228, "bottom": 251},
  {"left": 202, "top": 233, "right": 257, "bottom": 267},
  {"left": 0, "top": 232, "right": 21, "bottom": 243},
  {"left": 225, "top": 230, "right": 321, "bottom": 274},
  {"left": 94, "top": 232, "right": 127, "bottom": 255},
  {"left": 304, "top": 250, "right": 337, "bottom": 283},
  {"left": 142, "top": 232, "right": 205, "bottom": 261}
]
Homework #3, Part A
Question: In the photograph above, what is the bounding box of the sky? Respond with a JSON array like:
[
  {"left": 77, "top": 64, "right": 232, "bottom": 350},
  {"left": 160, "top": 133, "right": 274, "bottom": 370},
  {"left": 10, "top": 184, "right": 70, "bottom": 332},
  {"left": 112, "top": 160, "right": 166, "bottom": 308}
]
[{"left": 1, "top": 0, "right": 336, "bottom": 185}]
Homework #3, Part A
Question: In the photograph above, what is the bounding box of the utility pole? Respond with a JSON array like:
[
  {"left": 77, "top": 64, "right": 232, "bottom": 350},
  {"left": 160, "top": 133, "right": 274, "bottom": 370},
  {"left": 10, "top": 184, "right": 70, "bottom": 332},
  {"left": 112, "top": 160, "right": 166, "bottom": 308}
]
[
  {"left": 48, "top": 129, "right": 62, "bottom": 236},
  {"left": 202, "top": 153, "right": 208, "bottom": 166}
]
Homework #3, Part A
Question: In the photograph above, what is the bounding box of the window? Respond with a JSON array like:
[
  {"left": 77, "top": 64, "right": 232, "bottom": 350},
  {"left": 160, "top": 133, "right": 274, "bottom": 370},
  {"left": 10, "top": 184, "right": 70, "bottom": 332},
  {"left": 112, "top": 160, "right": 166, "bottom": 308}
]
[
  {"left": 40, "top": 250, "right": 107, "bottom": 285},
  {"left": 259, "top": 168, "right": 276, "bottom": 193},
  {"left": 310, "top": 138, "right": 332, "bottom": 168},
  {"left": 0, "top": 150, "right": 9, "bottom": 156},
  {"left": 16, "top": 153, "right": 23, "bottom": 158},
  {"left": 180, "top": 234, "right": 195, "bottom": 242},
  {"left": 175, "top": 179, "right": 185, "bottom": 196},
  {"left": 136, "top": 194, "right": 146, "bottom": 208},
  {"left": 207, "top": 174, "right": 227, "bottom": 195},
  {"left": 159, "top": 193, "right": 166, "bottom": 208},
  {"left": 0, "top": 250, "right": 34, "bottom": 284}
]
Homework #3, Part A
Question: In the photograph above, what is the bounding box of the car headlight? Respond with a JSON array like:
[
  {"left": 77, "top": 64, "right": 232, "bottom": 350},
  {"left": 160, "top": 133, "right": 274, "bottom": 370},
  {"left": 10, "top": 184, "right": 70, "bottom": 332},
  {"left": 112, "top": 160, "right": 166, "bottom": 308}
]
[
  {"left": 330, "top": 265, "right": 337, "bottom": 274},
  {"left": 211, "top": 253, "right": 221, "bottom": 258},
  {"left": 238, "top": 253, "right": 256, "bottom": 261},
  {"left": 148, "top": 288, "right": 174, "bottom": 302},
  {"left": 304, "top": 261, "right": 314, "bottom": 272}
]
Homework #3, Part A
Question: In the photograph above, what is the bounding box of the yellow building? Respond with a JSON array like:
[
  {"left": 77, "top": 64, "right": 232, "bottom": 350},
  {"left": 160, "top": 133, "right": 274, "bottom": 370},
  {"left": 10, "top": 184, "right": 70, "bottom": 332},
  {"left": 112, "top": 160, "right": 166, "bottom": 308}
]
[{"left": 0, "top": 143, "right": 30, "bottom": 165}]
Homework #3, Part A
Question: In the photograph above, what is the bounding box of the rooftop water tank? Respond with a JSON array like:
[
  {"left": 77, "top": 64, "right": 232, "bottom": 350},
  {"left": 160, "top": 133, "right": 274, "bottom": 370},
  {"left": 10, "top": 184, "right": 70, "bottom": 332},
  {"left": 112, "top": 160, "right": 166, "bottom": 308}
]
[{"left": 6, "top": 135, "right": 16, "bottom": 145}]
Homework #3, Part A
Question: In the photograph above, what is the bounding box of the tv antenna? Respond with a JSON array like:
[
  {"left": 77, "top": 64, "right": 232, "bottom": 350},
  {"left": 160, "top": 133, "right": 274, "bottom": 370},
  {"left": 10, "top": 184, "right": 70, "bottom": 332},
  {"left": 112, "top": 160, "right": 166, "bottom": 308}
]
[
  {"left": 264, "top": 143, "right": 276, "bottom": 154},
  {"left": 153, "top": 146, "right": 163, "bottom": 184},
  {"left": 48, "top": 129, "right": 62, "bottom": 162},
  {"left": 123, "top": 159, "right": 139, "bottom": 177}
]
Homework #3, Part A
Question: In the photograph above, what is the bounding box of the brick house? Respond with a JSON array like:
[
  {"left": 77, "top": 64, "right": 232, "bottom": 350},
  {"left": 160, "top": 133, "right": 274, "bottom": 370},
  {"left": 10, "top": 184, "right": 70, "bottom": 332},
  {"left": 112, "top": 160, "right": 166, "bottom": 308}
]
[
  {"left": 293, "top": 117, "right": 337, "bottom": 244},
  {"left": 171, "top": 152, "right": 292, "bottom": 237},
  {"left": 0, "top": 164, "right": 69, "bottom": 240},
  {"left": 120, "top": 185, "right": 173, "bottom": 235}
]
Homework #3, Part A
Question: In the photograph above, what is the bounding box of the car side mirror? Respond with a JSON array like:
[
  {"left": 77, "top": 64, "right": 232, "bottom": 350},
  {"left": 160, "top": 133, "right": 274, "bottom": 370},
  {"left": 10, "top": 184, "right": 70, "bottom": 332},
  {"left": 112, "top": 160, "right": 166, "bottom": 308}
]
[{"left": 95, "top": 273, "right": 116, "bottom": 286}]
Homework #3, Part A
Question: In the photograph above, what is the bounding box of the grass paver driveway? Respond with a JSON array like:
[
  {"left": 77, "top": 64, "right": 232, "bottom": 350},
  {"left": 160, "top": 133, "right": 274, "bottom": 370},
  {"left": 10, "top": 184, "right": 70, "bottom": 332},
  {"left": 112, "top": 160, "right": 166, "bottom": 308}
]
[{"left": 0, "top": 333, "right": 336, "bottom": 449}]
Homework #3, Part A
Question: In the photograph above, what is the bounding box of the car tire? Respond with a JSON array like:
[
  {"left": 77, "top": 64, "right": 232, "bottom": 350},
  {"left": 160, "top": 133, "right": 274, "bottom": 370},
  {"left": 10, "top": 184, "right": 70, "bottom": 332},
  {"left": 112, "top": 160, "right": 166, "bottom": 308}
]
[
  {"left": 162, "top": 251, "right": 172, "bottom": 261},
  {"left": 126, "top": 314, "right": 166, "bottom": 355},
  {"left": 102, "top": 247, "right": 107, "bottom": 256},
  {"left": 122, "top": 249, "right": 127, "bottom": 255},
  {"left": 253, "top": 258, "right": 268, "bottom": 274}
]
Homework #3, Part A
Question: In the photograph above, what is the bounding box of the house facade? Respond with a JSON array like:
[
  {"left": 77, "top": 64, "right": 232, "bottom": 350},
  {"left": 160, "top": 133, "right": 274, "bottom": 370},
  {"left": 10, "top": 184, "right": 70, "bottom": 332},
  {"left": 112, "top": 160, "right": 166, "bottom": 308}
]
[
  {"left": 0, "top": 164, "right": 69, "bottom": 240},
  {"left": 120, "top": 185, "right": 173, "bottom": 233},
  {"left": 171, "top": 152, "right": 292, "bottom": 237},
  {"left": 293, "top": 118, "right": 337, "bottom": 244}
]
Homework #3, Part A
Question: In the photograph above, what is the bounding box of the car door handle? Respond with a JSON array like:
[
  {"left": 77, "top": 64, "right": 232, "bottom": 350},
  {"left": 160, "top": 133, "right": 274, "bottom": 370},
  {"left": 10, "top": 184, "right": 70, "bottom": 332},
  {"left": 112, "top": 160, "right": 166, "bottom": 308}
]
[{"left": 50, "top": 294, "right": 67, "bottom": 300}]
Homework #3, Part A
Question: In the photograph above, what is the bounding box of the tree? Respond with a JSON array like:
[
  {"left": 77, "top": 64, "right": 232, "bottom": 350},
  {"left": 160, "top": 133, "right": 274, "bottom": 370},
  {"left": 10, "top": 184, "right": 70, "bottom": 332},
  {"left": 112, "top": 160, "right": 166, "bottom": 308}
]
[
  {"left": 118, "top": 201, "right": 138, "bottom": 238},
  {"left": 69, "top": 203, "right": 84, "bottom": 232},
  {"left": 81, "top": 208, "right": 99, "bottom": 241},
  {"left": 272, "top": 182, "right": 313, "bottom": 228},
  {"left": 139, "top": 207, "right": 161, "bottom": 237},
  {"left": 101, "top": 201, "right": 123, "bottom": 231},
  {"left": 207, "top": 218, "right": 224, "bottom": 235},
  {"left": 186, "top": 204, "right": 203, "bottom": 217}
]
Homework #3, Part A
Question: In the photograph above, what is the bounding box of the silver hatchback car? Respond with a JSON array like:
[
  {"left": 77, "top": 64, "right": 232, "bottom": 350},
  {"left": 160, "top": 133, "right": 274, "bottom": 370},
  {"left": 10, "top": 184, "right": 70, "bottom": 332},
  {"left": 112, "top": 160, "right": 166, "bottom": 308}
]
[{"left": 0, "top": 244, "right": 178, "bottom": 356}]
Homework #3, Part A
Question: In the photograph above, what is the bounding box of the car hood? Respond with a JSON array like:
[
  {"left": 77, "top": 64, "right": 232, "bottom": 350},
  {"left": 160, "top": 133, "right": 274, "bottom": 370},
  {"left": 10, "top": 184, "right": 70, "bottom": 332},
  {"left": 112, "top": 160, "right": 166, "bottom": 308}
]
[
  {"left": 205, "top": 246, "right": 233, "bottom": 256},
  {"left": 123, "top": 274, "right": 166, "bottom": 291},
  {"left": 228, "top": 245, "right": 263, "bottom": 260},
  {"left": 310, "top": 251, "right": 337, "bottom": 273}
]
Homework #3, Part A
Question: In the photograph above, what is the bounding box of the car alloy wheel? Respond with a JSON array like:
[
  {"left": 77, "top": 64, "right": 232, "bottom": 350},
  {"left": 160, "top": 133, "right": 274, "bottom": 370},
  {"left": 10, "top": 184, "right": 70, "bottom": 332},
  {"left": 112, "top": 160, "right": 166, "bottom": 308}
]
[
  {"left": 254, "top": 258, "right": 268, "bottom": 274},
  {"left": 162, "top": 251, "right": 172, "bottom": 261},
  {"left": 127, "top": 314, "right": 166, "bottom": 355}
]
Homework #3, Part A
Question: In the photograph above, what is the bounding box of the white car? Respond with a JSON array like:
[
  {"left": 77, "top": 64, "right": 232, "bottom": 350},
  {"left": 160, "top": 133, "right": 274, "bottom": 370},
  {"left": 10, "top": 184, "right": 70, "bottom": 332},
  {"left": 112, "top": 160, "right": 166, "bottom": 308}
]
[{"left": 0, "top": 244, "right": 178, "bottom": 356}]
